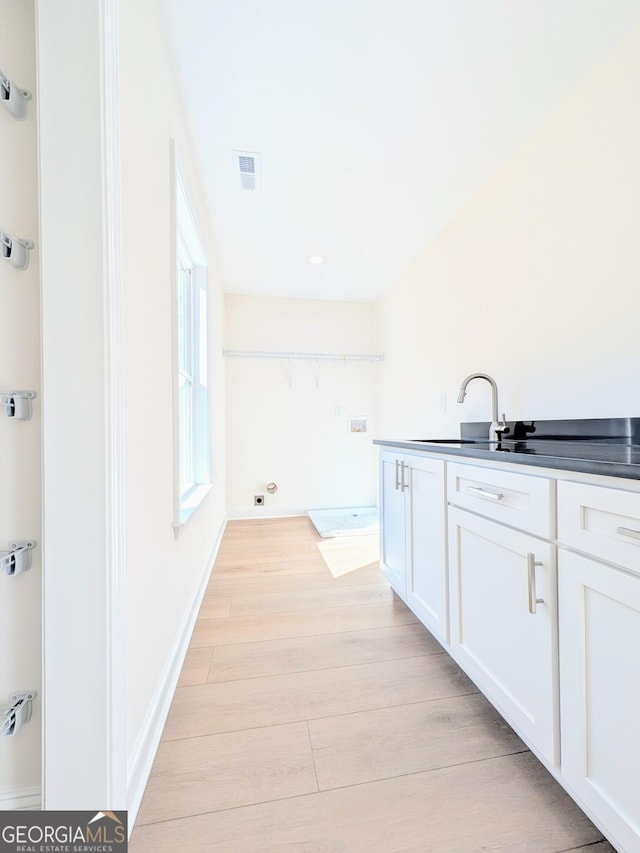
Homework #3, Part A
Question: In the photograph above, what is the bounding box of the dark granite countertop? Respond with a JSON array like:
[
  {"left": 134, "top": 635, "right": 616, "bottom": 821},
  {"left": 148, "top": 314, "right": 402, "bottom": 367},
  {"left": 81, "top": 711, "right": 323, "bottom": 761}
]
[{"left": 374, "top": 418, "right": 640, "bottom": 481}]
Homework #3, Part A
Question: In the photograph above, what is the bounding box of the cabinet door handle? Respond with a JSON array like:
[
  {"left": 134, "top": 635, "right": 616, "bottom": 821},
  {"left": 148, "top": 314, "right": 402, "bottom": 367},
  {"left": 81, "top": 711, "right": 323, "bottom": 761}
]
[
  {"left": 395, "top": 459, "right": 401, "bottom": 490},
  {"left": 617, "top": 526, "right": 640, "bottom": 541},
  {"left": 401, "top": 461, "right": 410, "bottom": 492},
  {"left": 527, "top": 553, "right": 544, "bottom": 614},
  {"left": 467, "top": 485, "right": 504, "bottom": 501}
]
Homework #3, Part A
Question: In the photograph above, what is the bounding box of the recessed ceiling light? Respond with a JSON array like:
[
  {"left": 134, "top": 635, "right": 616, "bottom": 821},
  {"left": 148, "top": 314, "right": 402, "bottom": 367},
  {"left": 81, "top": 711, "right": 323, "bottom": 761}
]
[{"left": 308, "top": 255, "right": 324, "bottom": 265}]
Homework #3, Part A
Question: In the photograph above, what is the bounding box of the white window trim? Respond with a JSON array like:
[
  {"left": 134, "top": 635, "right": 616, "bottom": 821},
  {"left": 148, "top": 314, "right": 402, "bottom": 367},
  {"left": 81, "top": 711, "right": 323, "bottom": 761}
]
[{"left": 170, "top": 142, "right": 212, "bottom": 536}]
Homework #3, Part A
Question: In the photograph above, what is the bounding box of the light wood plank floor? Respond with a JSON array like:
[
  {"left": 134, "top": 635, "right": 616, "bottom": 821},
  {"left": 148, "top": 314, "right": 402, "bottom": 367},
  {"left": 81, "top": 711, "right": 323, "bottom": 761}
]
[{"left": 130, "top": 517, "right": 616, "bottom": 853}]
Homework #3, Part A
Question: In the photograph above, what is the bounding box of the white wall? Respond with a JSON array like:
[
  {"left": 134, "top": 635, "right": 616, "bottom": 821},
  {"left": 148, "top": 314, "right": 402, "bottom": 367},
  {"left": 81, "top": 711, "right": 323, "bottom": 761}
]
[
  {"left": 118, "top": 0, "right": 226, "bottom": 805},
  {"left": 0, "top": 0, "right": 41, "bottom": 807},
  {"left": 226, "top": 295, "right": 378, "bottom": 515},
  {"left": 374, "top": 28, "right": 640, "bottom": 440}
]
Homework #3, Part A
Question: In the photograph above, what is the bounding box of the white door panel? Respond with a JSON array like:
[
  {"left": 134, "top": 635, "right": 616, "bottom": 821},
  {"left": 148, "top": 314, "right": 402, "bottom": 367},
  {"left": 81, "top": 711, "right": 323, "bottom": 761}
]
[
  {"left": 406, "top": 456, "right": 447, "bottom": 643},
  {"left": 380, "top": 450, "right": 406, "bottom": 597},
  {"left": 559, "top": 549, "right": 640, "bottom": 853},
  {"left": 448, "top": 507, "right": 558, "bottom": 766}
]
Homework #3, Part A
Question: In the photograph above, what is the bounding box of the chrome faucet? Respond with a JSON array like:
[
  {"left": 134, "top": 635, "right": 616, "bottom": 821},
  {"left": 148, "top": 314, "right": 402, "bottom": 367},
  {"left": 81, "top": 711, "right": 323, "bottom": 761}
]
[{"left": 457, "top": 373, "right": 509, "bottom": 442}]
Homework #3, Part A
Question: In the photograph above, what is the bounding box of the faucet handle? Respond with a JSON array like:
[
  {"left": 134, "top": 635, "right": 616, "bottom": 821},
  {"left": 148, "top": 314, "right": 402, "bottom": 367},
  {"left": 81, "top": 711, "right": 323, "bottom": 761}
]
[{"left": 495, "top": 415, "right": 510, "bottom": 436}]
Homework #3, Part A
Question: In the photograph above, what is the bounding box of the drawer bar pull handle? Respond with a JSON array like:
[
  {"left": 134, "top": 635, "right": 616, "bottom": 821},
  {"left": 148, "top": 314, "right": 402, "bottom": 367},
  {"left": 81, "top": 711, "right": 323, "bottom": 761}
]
[
  {"left": 616, "top": 526, "right": 640, "bottom": 542},
  {"left": 467, "top": 485, "right": 504, "bottom": 501},
  {"left": 527, "top": 553, "right": 544, "bottom": 615},
  {"left": 395, "top": 459, "right": 401, "bottom": 491}
]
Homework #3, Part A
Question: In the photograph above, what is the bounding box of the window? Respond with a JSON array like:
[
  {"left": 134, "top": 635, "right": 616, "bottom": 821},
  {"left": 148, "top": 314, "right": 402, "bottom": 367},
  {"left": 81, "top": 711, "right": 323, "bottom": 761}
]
[{"left": 173, "top": 156, "right": 211, "bottom": 530}]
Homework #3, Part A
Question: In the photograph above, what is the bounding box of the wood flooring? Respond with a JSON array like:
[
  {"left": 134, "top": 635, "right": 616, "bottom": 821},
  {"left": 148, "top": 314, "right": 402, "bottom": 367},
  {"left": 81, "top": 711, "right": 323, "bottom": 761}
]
[{"left": 129, "top": 517, "right": 616, "bottom": 852}]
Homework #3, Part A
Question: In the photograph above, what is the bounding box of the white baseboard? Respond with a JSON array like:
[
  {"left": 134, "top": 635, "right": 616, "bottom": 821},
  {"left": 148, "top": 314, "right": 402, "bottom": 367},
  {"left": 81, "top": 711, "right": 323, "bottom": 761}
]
[
  {"left": 126, "top": 517, "right": 226, "bottom": 834},
  {"left": 0, "top": 786, "right": 42, "bottom": 810},
  {"left": 227, "top": 505, "right": 307, "bottom": 520}
]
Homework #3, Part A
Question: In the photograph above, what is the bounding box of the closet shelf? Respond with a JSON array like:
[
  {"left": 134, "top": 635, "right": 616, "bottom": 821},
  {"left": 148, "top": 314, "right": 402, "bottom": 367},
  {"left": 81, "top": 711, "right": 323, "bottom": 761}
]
[{"left": 223, "top": 349, "right": 384, "bottom": 362}]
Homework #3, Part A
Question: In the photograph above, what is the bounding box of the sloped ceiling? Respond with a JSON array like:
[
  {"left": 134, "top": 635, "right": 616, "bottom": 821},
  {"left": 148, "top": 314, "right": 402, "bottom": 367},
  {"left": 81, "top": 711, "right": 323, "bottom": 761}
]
[{"left": 162, "top": 0, "right": 640, "bottom": 301}]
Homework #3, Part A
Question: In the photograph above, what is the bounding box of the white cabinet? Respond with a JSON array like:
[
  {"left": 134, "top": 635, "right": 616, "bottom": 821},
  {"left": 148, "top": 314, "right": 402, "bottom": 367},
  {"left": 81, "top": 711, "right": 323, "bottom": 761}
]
[
  {"left": 556, "top": 478, "right": 640, "bottom": 852},
  {"left": 558, "top": 552, "right": 640, "bottom": 853},
  {"left": 406, "top": 455, "right": 447, "bottom": 643},
  {"left": 448, "top": 506, "right": 558, "bottom": 766},
  {"left": 379, "top": 449, "right": 407, "bottom": 598},
  {"left": 378, "top": 442, "right": 640, "bottom": 852},
  {"left": 448, "top": 461, "right": 555, "bottom": 539},
  {"left": 558, "top": 479, "right": 640, "bottom": 574},
  {"left": 379, "top": 449, "right": 447, "bottom": 643}
]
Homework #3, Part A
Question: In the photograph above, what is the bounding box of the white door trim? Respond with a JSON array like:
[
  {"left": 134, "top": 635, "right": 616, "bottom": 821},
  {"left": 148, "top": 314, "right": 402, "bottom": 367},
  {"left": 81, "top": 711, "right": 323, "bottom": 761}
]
[
  {"left": 100, "top": 0, "right": 127, "bottom": 808},
  {"left": 37, "top": 0, "right": 126, "bottom": 809}
]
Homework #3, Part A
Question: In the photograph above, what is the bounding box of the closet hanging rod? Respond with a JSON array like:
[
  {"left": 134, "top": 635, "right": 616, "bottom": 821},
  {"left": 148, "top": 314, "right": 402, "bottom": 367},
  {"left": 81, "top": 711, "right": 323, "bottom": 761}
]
[{"left": 223, "top": 349, "right": 384, "bottom": 362}]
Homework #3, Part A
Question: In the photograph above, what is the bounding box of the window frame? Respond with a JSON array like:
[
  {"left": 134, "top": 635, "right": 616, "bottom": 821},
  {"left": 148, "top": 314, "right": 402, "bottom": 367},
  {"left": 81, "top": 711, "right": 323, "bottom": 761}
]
[{"left": 171, "top": 145, "right": 212, "bottom": 534}]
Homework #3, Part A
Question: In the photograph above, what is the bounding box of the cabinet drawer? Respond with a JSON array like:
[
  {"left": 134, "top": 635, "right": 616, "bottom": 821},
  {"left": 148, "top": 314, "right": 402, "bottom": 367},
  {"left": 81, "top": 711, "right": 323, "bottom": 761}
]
[
  {"left": 558, "top": 480, "right": 640, "bottom": 575},
  {"left": 447, "top": 462, "right": 554, "bottom": 538}
]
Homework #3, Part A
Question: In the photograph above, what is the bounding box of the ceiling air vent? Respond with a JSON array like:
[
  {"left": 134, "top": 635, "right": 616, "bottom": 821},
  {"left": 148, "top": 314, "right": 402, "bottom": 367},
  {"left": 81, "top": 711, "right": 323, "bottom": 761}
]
[{"left": 234, "top": 150, "right": 261, "bottom": 191}]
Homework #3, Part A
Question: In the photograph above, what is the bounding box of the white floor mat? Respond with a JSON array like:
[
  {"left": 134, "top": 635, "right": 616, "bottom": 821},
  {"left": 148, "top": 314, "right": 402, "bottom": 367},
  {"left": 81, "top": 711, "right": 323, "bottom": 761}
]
[{"left": 308, "top": 507, "right": 378, "bottom": 538}]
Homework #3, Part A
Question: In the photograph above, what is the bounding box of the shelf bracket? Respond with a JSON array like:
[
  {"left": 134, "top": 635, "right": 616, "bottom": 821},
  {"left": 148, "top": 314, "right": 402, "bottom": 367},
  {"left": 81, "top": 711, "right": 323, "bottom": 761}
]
[
  {"left": 1, "top": 231, "right": 35, "bottom": 270},
  {"left": 1, "top": 540, "right": 36, "bottom": 577},
  {"left": 0, "top": 68, "right": 32, "bottom": 119},
  {"left": 0, "top": 390, "right": 37, "bottom": 420},
  {"left": 0, "top": 691, "right": 37, "bottom": 737}
]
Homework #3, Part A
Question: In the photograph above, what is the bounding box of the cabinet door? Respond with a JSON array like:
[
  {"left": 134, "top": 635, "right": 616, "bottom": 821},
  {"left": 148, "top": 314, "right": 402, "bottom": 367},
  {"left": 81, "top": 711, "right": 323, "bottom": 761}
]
[
  {"left": 559, "top": 550, "right": 640, "bottom": 853},
  {"left": 379, "top": 449, "right": 406, "bottom": 598},
  {"left": 406, "top": 455, "right": 447, "bottom": 643},
  {"left": 448, "top": 507, "right": 558, "bottom": 765}
]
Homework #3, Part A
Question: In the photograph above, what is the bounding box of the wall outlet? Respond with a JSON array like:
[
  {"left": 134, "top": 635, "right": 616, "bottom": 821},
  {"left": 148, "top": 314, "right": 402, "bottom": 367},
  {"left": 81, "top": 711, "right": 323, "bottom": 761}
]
[{"left": 254, "top": 495, "right": 264, "bottom": 506}]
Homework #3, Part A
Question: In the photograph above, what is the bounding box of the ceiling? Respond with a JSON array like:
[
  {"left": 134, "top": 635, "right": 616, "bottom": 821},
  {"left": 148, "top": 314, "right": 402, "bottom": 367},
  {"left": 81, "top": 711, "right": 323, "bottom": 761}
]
[{"left": 162, "top": 0, "right": 640, "bottom": 302}]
